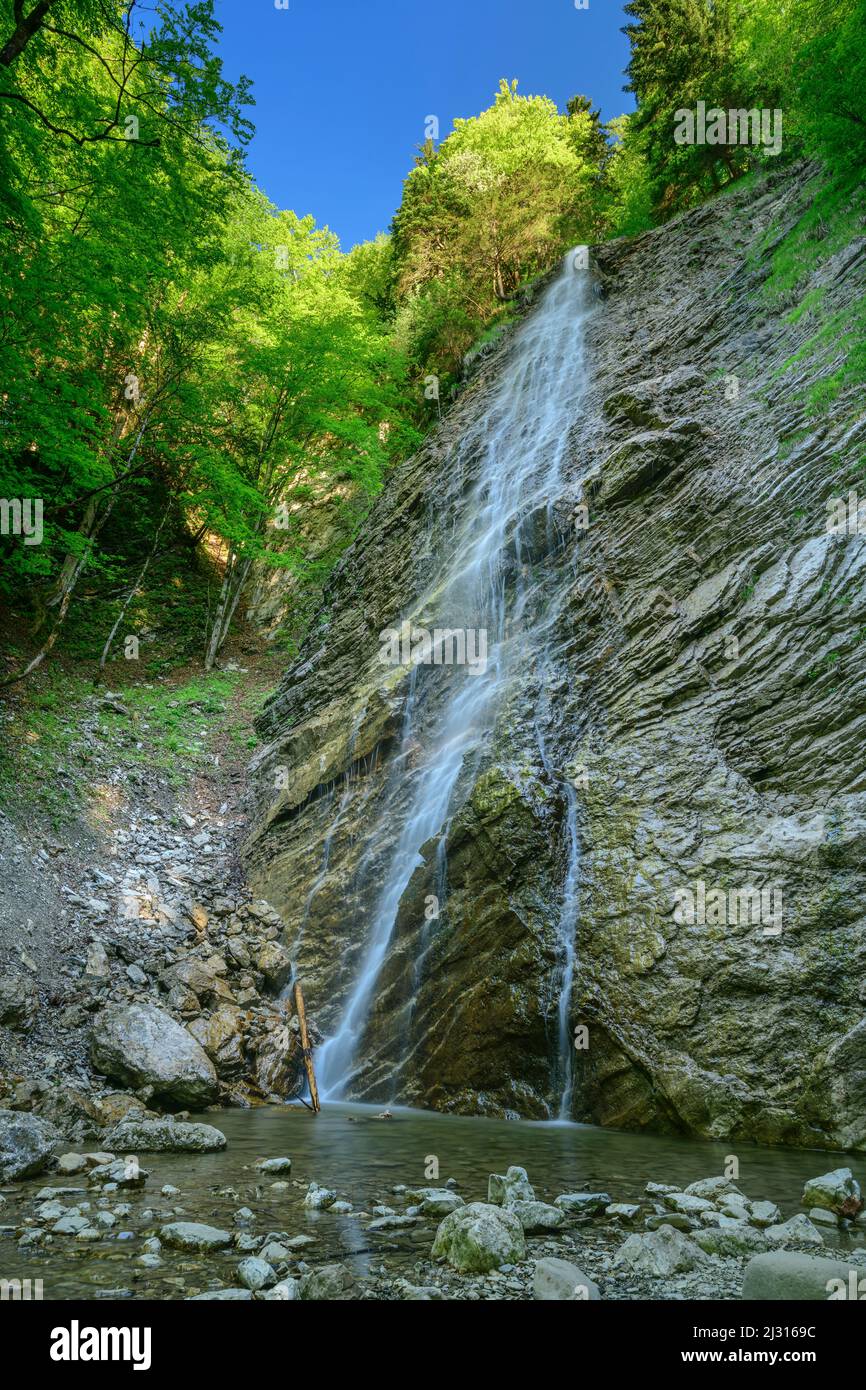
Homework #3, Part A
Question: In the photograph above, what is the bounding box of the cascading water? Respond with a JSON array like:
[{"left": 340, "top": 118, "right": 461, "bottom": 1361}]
[{"left": 316, "top": 250, "right": 594, "bottom": 1103}]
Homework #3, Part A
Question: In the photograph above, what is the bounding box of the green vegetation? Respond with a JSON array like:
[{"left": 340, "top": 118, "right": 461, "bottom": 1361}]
[
  {"left": 622, "top": 0, "right": 866, "bottom": 212},
  {"left": 390, "top": 79, "right": 609, "bottom": 384},
  {"left": 759, "top": 169, "right": 866, "bottom": 415},
  {"left": 0, "top": 661, "right": 268, "bottom": 824},
  {"left": 0, "top": 0, "right": 416, "bottom": 684},
  {"left": 1, "top": 1, "right": 862, "bottom": 689}
]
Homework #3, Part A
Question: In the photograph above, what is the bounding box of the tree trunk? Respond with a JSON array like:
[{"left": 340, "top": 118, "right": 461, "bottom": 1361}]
[
  {"left": 98, "top": 500, "right": 172, "bottom": 671},
  {"left": 1, "top": 412, "right": 152, "bottom": 687},
  {"left": 204, "top": 548, "right": 255, "bottom": 670}
]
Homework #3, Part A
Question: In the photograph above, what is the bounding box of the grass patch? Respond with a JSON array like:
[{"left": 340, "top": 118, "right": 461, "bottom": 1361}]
[
  {"left": 0, "top": 668, "right": 246, "bottom": 823},
  {"left": 758, "top": 170, "right": 866, "bottom": 416}
]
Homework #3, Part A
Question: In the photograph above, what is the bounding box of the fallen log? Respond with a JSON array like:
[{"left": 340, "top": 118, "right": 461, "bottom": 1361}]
[{"left": 291, "top": 980, "right": 320, "bottom": 1113}]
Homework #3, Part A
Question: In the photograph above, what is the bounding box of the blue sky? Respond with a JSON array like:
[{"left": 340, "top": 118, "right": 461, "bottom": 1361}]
[{"left": 213, "top": 0, "right": 634, "bottom": 251}]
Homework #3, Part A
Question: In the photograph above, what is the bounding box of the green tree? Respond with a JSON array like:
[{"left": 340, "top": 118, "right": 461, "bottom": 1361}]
[{"left": 392, "top": 78, "right": 604, "bottom": 384}]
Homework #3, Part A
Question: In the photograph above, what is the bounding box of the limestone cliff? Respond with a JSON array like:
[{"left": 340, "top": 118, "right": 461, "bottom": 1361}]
[{"left": 245, "top": 161, "right": 866, "bottom": 1152}]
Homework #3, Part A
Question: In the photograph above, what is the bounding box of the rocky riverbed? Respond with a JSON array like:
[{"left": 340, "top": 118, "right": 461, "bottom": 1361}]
[{"left": 1, "top": 1103, "right": 864, "bottom": 1301}]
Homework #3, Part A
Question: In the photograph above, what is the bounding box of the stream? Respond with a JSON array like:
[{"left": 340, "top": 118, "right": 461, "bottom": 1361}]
[{"left": 4, "top": 1104, "right": 859, "bottom": 1300}]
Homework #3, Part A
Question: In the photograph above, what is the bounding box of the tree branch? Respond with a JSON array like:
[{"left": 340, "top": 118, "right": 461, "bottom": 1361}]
[
  {"left": 0, "top": 0, "right": 58, "bottom": 67},
  {"left": 0, "top": 88, "right": 161, "bottom": 145}
]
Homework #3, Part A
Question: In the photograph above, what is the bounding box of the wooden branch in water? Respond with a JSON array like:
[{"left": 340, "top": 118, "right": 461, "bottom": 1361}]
[{"left": 292, "top": 980, "right": 320, "bottom": 1114}]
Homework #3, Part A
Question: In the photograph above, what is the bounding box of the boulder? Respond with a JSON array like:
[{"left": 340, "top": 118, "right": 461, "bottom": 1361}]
[
  {"left": 431, "top": 1202, "right": 526, "bottom": 1273},
  {"left": 260, "top": 1240, "right": 292, "bottom": 1263},
  {"left": 533, "top": 1257, "right": 601, "bottom": 1301},
  {"left": 509, "top": 1200, "right": 565, "bottom": 1233},
  {"left": 88, "top": 1158, "right": 148, "bottom": 1189},
  {"left": 299, "top": 1264, "right": 354, "bottom": 1300},
  {"left": 251, "top": 1022, "right": 305, "bottom": 1100},
  {"left": 605, "top": 1203, "right": 642, "bottom": 1223},
  {"left": 487, "top": 1165, "right": 535, "bottom": 1206},
  {"left": 367, "top": 1214, "right": 417, "bottom": 1231},
  {"left": 237, "top": 1257, "right": 276, "bottom": 1292},
  {"left": 393, "top": 1279, "right": 444, "bottom": 1301},
  {"left": 95, "top": 1093, "right": 148, "bottom": 1127},
  {"left": 34, "top": 1086, "right": 103, "bottom": 1143},
  {"left": 749, "top": 1200, "right": 782, "bottom": 1227},
  {"left": 259, "top": 1279, "right": 300, "bottom": 1301},
  {"left": 256, "top": 1156, "right": 292, "bottom": 1175},
  {"left": 160, "top": 1222, "right": 232, "bottom": 1252},
  {"left": 159, "top": 959, "right": 233, "bottom": 1007},
  {"left": 613, "top": 1225, "right": 709, "bottom": 1276},
  {"left": 56, "top": 1153, "right": 88, "bottom": 1176},
  {"left": 555, "top": 1191, "right": 612, "bottom": 1214},
  {"left": 303, "top": 1183, "right": 337, "bottom": 1210},
  {"left": 90, "top": 1002, "right": 218, "bottom": 1107},
  {"left": 684, "top": 1176, "right": 743, "bottom": 1201},
  {"left": 663, "top": 1191, "right": 716, "bottom": 1216},
  {"left": 0, "top": 1109, "right": 60, "bottom": 1181},
  {"left": 53, "top": 1214, "right": 91, "bottom": 1235},
  {"left": 694, "top": 1223, "right": 766, "bottom": 1256},
  {"left": 719, "top": 1196, "right": 752, "bottom": 1222},
  {"left": 801, "top": 1168, "right": 862, "bottom": 1218},
  {"left": 765, "top": 1214, "right": 824, "bottom": 1247},
  {"left": 645, "top": 1212, "right": 698, "bottom": 1233},
  {"left": 808, "top": 1207, "right": 840, "bottom": 1226},
  {"left": 742, "top": 1251, "right": 866, "bottom": 1301},
  {"left": 187, "top": 1006, "right": 246, "bottom": 1078},
  {"left": 0, "top": 973, "right": 38, "bottom": 1030},
  {"left": 256, "top": 942, "right": 292, "bottom": 992},
  {"left": 103, "top": 1119, "right": 226, "bottom": 1153},
  {"left": 405, "top": 1187, "right": 464, "bottom": 1216}
]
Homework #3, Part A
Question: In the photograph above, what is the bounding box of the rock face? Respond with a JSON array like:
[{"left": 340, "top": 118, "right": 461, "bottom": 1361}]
[
  {"left": 90, "top": 1002, "right": 218, "bottom": 1108},
  {"left": 0, "top": 1109, "right": 60, "bottom": 1180},
  {"left": 245, "top": 161, "right": 866, "bottom": 1149}
]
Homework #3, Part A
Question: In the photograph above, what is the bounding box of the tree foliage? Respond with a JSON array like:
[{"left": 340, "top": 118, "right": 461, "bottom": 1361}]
[
  {"left": 0, "top": 0, "right": 414, "bottom": 679},
  {"left": 621, "top": 0, "right": 866, "bottom": 216},
  {"left": 391, "top": 79, "right": 608, "bottom": 385}
]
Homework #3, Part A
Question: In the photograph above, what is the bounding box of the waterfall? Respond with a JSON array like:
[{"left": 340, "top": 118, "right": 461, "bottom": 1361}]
[{"left": 316, "top": 249, "right": 594, "bottom": 1103}]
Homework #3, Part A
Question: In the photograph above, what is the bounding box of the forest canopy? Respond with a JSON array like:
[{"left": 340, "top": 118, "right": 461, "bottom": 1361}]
[{"left": 1, "top": 0, "right": 862, "bottom": 682}]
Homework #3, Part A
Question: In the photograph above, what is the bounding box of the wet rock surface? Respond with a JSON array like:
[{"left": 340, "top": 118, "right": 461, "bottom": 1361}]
[{"left": 244, "top": 160, "right": 866, "bottom": 1147}]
